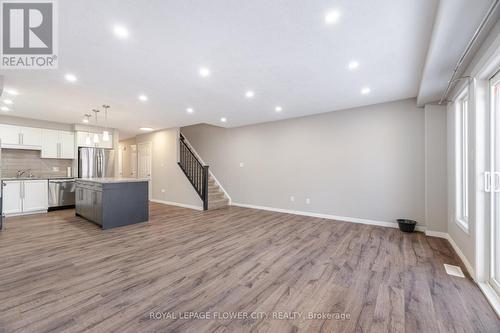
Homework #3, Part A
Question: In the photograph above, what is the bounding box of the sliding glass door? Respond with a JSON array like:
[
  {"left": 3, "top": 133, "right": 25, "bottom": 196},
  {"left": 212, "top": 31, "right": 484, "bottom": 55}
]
[{"left": 490, "top": 70, "right": 500, "bottom": 294}]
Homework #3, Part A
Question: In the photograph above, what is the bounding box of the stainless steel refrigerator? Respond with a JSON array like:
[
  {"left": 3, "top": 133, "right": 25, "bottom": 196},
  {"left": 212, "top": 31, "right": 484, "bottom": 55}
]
[{"left": 78, "top": 147, "right": 115, "bottom": 178}]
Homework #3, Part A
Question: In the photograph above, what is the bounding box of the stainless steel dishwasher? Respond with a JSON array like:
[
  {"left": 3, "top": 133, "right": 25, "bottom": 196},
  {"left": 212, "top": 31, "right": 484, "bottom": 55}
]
[{"left": 48, "top": 179, "right": 76, "bottom": 210}]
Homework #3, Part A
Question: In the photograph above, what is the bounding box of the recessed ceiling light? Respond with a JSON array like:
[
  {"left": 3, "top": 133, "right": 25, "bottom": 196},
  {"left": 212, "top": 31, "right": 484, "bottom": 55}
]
[
  {"left": 361, "top": 87, "right": 371, "bottom": 95},
  {"left": 325, "top": 10, "right": 340, "bottom": 25},
  {"left": 140, "top": 127, "right": 154, "bottom": 132},
  {"left": 186, "top": 108, "right": 194, "bottom": 113},
  {"left": 348, "top": 61, "right": 359, "bottom": 70},
  {"left": 275, "top": 106, "right": 283, "bottom": 112},
  {"left": 245, "top": 91, "right": 255, "bottom": 98},
  {"left": 199, "top": 67, "right": 211, "bottom": 77},
  {"left": 65, "top": 73, "right": 77, "bottom": 82},
  {"left": 220, "top": 117, "right": 227, "bottom": 123},
  {"left": 138, "top": 94, "right": 148, "bottom": 102},
  {"left": 82, "top": 118, "right": 89, "bottom": 123},
  {"left": 1, "top": 106, "right": 10, "bottom": 111},
  {"left": 113, "top": 24, "right": 129, "bottom": 39},
  {"left": 3, "top": 99, "right": 13, "bottom": 105},
  {"left": 4, "top": 88, "right": 19, "bottom": 96}
]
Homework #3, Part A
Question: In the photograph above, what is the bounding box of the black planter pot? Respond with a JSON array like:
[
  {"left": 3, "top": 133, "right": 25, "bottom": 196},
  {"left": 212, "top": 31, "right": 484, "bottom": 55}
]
[{"left": 397, "top": 219, "right": 417, "bottom": 233}]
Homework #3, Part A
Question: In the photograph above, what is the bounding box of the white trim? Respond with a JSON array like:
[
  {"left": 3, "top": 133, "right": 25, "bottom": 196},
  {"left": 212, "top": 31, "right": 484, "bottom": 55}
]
[
  {"left": 231, "top": 202, "right": 425, "bottom": 232},
  {"left": 455, "top": 218, "right": 470, "bottom": 234},
  {"left": 478, "top": 282, "right": 500, "bottom": 317},
  {"left": 447, "top": 233, "right": 476, "bottom": 279},
  {"left": 180, "top": 134, "right": 232, "bottom": 204},
  {"left": 425, "top": 230, "right": 449, "bottom": 239},
  {"left": 5, "top": 210, "right": 47, "bottom": 217},
  {"left": 150, "top": 199, "right": 203, "bottom": 211}
]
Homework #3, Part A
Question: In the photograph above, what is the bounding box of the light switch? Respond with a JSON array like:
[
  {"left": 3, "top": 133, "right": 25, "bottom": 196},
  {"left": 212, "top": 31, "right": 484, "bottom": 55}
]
[
  {"left": 306, "top": 198, "right": 310, "bottom": 205},
  {"left": 239, "top": 162, "right": 244, "bottom": 168},
  {"left": 290, "top": 196, "right": 295, "bottom": 202}
]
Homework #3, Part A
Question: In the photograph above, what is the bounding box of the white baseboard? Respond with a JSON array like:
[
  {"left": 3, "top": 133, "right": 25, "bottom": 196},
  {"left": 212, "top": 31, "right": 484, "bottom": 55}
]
[
  {"left": 5, "top": 210, "right": 47, "bottom": 217},
  {"left": 231, "top": 202, "right": 426, "bottom": 232},
  {"left": 446, "top": 233, "right": 476, "bottom": 280},
  {"left": 425, "top": 230, "right": 475, "bottom": 279},
  {"left": 150, "top": 199, "right": 203, "bottom": 211},
  {"left": 424, "top": 230, "right": 449, "bottom": 239}
]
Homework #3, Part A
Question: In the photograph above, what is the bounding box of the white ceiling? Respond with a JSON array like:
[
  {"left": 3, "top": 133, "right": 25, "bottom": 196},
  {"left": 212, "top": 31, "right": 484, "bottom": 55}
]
[{"left": 1, "top": 0, "right": 439, "bottom": 138}]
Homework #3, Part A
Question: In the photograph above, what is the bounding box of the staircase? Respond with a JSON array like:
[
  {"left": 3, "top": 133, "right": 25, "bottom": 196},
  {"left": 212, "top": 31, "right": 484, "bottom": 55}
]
[
  {"left": 178, "top": 133, "right": 229, "bottom": 211},
  {"left": 207, "top": 176, "right": 229, "bottom": 210}
]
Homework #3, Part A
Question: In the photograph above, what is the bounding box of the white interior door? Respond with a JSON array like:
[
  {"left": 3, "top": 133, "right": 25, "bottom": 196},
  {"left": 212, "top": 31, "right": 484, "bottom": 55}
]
[
  {"left": 138, "top": 142, "right": 152, "bottom": 199},
  {"left": 130, "top": 145, "right": 138, "bottom": 177},
  {"left": 118, "top": 145, "right": 124, "bottom": 177},
  {"left": 489, "top": 70, "right": 500, "bottom": 295}
]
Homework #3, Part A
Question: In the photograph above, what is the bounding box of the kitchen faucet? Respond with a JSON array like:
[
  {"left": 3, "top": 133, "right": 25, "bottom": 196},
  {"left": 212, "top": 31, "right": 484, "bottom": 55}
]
[{"left": 16, "top": 169, "right": 33, "bottom": 178}]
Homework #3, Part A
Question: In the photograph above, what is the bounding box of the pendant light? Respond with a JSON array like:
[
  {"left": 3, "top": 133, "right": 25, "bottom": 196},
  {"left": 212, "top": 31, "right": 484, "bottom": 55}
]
[
  {"left": 92, "top": 109, "right": 100, "bottom": 143},
  {"left": 84, "top": 114, "right": 92, "bottom": 146},
  {"left": 102, "top": 105, "right": 110, "bottom": 142}
]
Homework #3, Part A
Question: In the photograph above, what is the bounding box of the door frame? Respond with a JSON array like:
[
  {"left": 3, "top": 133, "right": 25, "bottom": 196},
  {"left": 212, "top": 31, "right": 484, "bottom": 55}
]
[{"left": 488, "top": 69, "right": 500, "bottom": 294}]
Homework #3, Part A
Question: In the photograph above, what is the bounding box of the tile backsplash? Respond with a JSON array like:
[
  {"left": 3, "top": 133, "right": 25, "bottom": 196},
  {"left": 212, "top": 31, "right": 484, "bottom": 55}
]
[{"left": 1, "top": 149, "right": 73, "bottom": 178}]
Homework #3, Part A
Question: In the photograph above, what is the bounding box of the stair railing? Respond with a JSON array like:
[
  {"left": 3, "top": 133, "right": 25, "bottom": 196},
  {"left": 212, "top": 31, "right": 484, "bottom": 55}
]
[{"left": 178, "top": 134, "right": 209, "bottom": 210}]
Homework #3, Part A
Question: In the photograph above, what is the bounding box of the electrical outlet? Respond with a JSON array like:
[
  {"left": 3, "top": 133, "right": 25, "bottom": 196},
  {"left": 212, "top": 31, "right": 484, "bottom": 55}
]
[
  {"left": 290, "top": 196, "right": 295, "bottom": 202},
  {"left": 52, "top": 166, "right": 59, "bottom": 172},
  {"left": 239, "top": 162, "right": 244, "bottom": 168},
  {"left": 306, "top": 198, "right": 310, "bottom": 205}
]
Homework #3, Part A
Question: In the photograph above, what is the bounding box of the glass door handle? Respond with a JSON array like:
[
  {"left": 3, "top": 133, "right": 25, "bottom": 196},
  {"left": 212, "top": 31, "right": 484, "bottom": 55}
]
[
  {"left": 485, "top": 172, "right": 491, "bottom": 192},
  {"left": 495, "top": 172, "right": 500, "bottom": 192}
]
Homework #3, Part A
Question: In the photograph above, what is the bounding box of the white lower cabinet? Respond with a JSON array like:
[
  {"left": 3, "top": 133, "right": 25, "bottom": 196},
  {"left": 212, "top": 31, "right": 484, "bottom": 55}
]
[
  {"left": 2, "top": 181, "right": 23, "bottom": 215},
  {"left": 2, "top": 180, "right": 48, "bottom": 216}
]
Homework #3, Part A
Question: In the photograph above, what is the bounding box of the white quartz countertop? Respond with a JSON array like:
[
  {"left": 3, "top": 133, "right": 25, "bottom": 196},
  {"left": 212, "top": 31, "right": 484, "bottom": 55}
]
[{"left": 76, "top": 178, "right": 149, "bottom": 184}]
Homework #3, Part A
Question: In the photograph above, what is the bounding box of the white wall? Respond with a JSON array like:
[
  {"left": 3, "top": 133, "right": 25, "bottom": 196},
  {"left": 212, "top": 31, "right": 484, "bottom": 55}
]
[
  {"left": 424, "top": 104, "right": 448, "bottom": 232},
  {"left": 131, "top": 128, "right": 202, "bottom": 209},
  {"left": 183, "top": 98, "right": 425, "bottom": 225}
]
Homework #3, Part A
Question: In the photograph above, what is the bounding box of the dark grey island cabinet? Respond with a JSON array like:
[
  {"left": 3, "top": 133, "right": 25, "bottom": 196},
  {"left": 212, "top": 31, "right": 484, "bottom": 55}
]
[{"left": 75, "top": 178, "right": 149, "bottom": 229}]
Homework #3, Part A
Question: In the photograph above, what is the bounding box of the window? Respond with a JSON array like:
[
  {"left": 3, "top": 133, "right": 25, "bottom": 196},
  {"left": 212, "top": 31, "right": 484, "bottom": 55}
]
[{"left": 456, "top": 88, "right": 469, "bottom": 232}]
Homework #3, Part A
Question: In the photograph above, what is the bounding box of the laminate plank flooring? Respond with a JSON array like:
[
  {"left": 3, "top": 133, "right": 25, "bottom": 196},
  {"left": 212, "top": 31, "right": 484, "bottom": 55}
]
[{"left": 0, "top": 203, "right": 498, "bottom": 333}]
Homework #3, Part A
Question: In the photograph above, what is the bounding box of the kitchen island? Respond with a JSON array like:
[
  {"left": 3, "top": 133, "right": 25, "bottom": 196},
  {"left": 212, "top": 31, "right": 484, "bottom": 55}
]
[{"left": 75, "top": 178, "right": 149, "bottom": 229}]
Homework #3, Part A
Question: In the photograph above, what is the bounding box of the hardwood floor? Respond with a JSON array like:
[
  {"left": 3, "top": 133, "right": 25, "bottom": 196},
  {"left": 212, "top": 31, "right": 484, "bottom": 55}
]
[{"left": 0, "top": 203, "right": 498, "bottom": 333}]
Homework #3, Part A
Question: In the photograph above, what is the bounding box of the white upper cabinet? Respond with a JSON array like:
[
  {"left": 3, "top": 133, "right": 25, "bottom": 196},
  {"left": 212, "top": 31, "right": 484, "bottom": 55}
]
[
  {"left": 0, "top": 125, "right": 42, "bottom": 148},
  {"left": 0, "top": 124, "right": 21, "bottom": 145},
  {"left": 41, "top": 129, "right": 75, "bottom": 159},
  {"left": 97, "top": 133, "right": 113, "bottom": 149},
  {"left": 59, "top": 131, "right": 75, "bottom": 158},
  {"left": 76, "top": 131, "right": 113, "bottom": 149},
  {"left": 20, "top": 127, "right": 42, "bottom": 147},
  {"left": 41, "top": 129, "right": 60, "bottom": 158}
]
